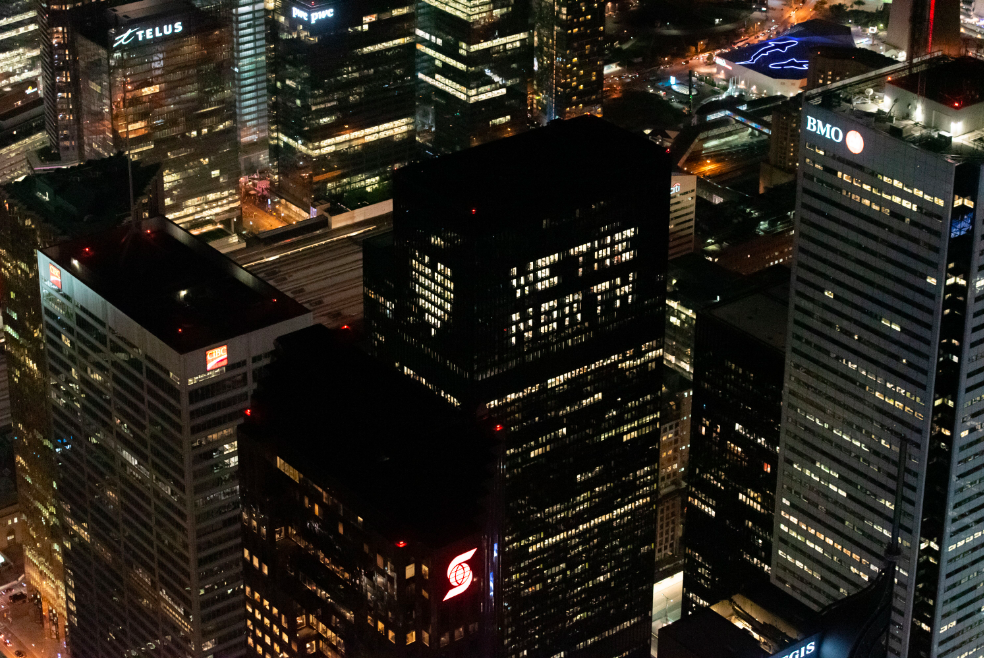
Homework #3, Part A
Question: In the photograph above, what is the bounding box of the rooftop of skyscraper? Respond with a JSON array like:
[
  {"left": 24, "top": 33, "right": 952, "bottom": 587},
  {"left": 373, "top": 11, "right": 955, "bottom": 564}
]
[
  {"left": 807, "top": 54, "right": 984, "bottom": 158},
  {"left": 40, "top": 217, "right": 309, "bottom": 353},
  {"left": 3, "top": 154, "right": 161, "bottom": 232},
  {"left": 243, "top": 324, "right": 497, "bottom": 548},
  {"left": 394, "top": 115, "right": 666, "bottom": 223}
]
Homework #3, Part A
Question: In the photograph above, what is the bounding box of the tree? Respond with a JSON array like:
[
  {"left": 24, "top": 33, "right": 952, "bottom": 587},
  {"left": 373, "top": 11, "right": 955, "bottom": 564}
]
[{"left": 814, "top": 0, "right": 829, "bottom": 12}]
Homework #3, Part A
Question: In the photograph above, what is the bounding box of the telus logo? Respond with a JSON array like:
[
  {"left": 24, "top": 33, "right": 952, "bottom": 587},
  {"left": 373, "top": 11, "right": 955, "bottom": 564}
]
[{"left": 806, "top": 116, "right": 843, "bottom": 142}]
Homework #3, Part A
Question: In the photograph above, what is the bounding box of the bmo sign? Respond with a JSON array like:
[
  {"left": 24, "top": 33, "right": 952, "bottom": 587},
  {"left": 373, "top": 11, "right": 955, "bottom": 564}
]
[
  {"left": 806, "top": 116, "right": 844, "bottom": 143},
  {"left": 806, "top": 115, "right": 865, "bottom": 154}
]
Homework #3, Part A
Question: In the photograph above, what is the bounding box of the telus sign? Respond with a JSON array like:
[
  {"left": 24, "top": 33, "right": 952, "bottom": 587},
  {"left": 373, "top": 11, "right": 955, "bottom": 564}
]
[
  {"left": 113, "top": 22, "right": 183, "bottom": 48},
  {"left": 806, "top": 116, "right": 865, "bottom": 154}
]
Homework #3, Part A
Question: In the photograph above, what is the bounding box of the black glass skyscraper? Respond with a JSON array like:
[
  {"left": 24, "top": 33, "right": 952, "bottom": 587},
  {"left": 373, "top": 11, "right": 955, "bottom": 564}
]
[
  {"left": 269, "top": 0, "right": 415, "bottom": 211},
  {"left": 414, "top": 0, "right": 530, "bottom": 156},
  {"left": 365, "top": 116, "right": 669, "bottom": 658},
  {"left": 684, "top": 274, "right": 788, "bottom": 611}
]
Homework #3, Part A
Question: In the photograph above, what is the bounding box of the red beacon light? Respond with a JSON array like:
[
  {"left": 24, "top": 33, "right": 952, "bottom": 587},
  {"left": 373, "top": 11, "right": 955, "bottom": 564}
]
[
  {"left": 341, "top": 324, "right": 350, "bottom": 330},
  {"left": 396, "top": 541, "right": 407, "bottom": 548},
  {"left": 495, "top": 424, "right": 504, "bottom": 432},
  {"left": 244, "top": 408, "right": 252, "bottom": 417},
  {"left": 471, "top": 208, "right": 477, "bottom": 215}
]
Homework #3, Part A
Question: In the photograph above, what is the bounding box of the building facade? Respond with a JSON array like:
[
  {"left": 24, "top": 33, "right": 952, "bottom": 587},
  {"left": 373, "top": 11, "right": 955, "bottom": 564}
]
[
  {"left": 269, "top": 0, "right": 415, "bottom": 211},
  {"left": 685, "top": 281, "right": 787, "bottom": 611},
  {"left": 414, "top": 0, "right": 530, "bottom": 156},
  {"left": 0, "top": 0, "right": 40, "bottom": 86},
  {"left": 240, "top": 324, "right": 500, "bottom": 657},
  {"left": 77, "top": 0, "right": 240, "bottom": 235},
  {"left": 531, "top": 0, "right": 603, "bottom": 122},
  {"left": 772, "top": 55, "right": 984, "bottom": 658},
  {"left": 0, "top": 155, "right": 164, "bottom": 639},
  {"left": 365, "top": 116, "right": 667, "bottom": 658},
  {"left": 669, "top": 173, "right": 696, "bottom": 260},
  {"left": 39, "top": 217, "right": 311, "bottom": 658}
]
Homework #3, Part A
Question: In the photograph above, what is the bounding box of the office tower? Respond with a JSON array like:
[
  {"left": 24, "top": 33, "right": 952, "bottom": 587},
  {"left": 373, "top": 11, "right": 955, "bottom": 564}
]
[
  {"left": 531, "top": 0, "right": 603, "bottom": 122},
  {"left": 685, "top": 276, "right": 788, "bottom": 612},
  {"left": 38, "top": 0, "right": 80, "bottom": 159},
  {"left": 773, "top": 54, "right": 984, "bottom": 658},
  {"left": 269, "top": 0, "right": 415, "bottom": 212},
  {"left": 76, "top": 0, "right": 240, "bottom": 235},
  {"left": 669, "top": 173, "right": 696, "bottom": 260},
  {"left": 38, "top": 217, "right": 311, "bottom": 657},
  {"left": 414, "top": 0, "right": 530, "bottom": 156},
  {"left": 365, "top": 116, "right": 668, "bottom": 657},
  {"left": 0, "top": 0, "right": 40, "bottom": 86},
  {"left": 657, "top": 367, "right": 690, "bottom": 566},
  {"left": 886, "top": 0, "right": 961, "bottom": 57},
  {"left": 229, "top": 0, "right": 267, "bottom": 172},
  {"left": 240, "top": 324, "right": 500, "bottom": 657},
  {"left": 0, "top": 155, "right": 163, "bottom": 639},
  {"left": 664, "top": 255, "right": 740, "bottom": 377},
  {"left": 0, "top": 83, "right": 45, "bottom": 185}
]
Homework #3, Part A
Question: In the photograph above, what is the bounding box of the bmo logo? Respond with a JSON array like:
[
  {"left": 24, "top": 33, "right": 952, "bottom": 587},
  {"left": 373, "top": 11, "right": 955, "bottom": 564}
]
[{"left": 806, "top": 116, "right": 864, "bottom": 154}]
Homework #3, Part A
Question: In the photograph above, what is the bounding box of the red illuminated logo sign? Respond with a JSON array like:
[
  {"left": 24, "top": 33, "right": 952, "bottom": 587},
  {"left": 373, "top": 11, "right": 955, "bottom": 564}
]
[
  {"left": 845, "top": 130, "right": 864, "bottom": 155},
  {"left": 49, "top": 263, "right": 61, "bottom": 290},
  {"left": 206, "top": 345, "right": 228, "bottom": 371},
  {"left": 443, "top": 548, "right": 477, "bottom": 601}
]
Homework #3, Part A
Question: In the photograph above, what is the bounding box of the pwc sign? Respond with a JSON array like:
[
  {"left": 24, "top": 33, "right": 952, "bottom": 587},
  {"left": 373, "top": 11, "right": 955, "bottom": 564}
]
[{"left": 806, "top": 116, "right": 864, "bottom": 154}]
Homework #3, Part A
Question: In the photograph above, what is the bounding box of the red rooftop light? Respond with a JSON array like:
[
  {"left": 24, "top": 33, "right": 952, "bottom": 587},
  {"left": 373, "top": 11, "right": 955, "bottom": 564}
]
[
  {"left": 245, "top": 409, "right": 252, "bottom": 416},
  {"left": 471, "top": 208, "right": 477, "bottom": 215},
  {"left": 495, "top": 424, "right": 504, "bottom": 431},
  {"left": 396, "top": 541, "right": 407, "bottom": 548},
  {"left": 341, "top": 324, "right": 350, "bottom": 330}
]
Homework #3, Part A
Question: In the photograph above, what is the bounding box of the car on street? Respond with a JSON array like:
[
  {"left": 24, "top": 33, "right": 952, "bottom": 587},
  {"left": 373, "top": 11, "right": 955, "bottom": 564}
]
[{"left": 14, "top": 650, "right": 24, "bottom": 657}]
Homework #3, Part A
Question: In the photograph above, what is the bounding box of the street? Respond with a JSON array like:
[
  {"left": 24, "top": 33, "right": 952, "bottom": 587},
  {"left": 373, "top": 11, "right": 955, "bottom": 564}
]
[{"left": 0, "top": 584, "right": 64, "bottom": 658}]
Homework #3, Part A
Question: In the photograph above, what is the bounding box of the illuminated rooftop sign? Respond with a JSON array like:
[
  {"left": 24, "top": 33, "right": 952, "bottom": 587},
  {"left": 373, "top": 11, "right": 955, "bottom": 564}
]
[
  {"left": 806, "top": 116, "right": 844, "bottom": 143},
  {"left": 206, "top": 345, "right": 228, "bottom": 371},
  {"left": 112, "top": 21, "right": 183, "bottom": 48},
  {"left": 769, "top": 635, "right": 818, "bottom": 658},
  {"left": 49, "top": 263, "right": 61, "bottom": 290},
  {"left": 443, "top": 548, "right": 476, "bottom": 601},
  {"left": 292, "top": 6, "right": 334, "bottom": 24}
]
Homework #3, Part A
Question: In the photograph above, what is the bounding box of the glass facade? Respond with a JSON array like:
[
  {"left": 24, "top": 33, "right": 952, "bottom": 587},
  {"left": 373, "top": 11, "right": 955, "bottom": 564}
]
[
  {"left": 269, "top": 0, "right": 415, "bottom": 210},
  {"left": 38, "top": 0, "right": 78, "bottom": 158},
  {"left": 685, "top": 286, "right": 786, "bottom": 611},
  {"left": 414, "top": 0, "right": 530, "bottom": 156},
  {"left": 365, "top": 119, "right": 668, "bottom": 657},
  {"left": 0, "top": 0, "right": 40, "bottom": 86},
  {"left": 531, "top": 0, "right": 603, "bottom": 122},
  {"left": 78, "top": 7, "right": 240, "bottom": 234}
]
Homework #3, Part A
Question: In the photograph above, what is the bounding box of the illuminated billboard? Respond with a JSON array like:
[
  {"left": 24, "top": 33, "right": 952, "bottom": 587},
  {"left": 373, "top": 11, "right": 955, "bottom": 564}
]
[
  {"left": 49, "top": 263, "right": 61, "bottom": 290},
  {"left": 112, "top": 21, "right": 184, "bottom": 49},
  {"left": 443, "top": 548, "right": 477, "bottom": 601},
  {"left": 206, "top": 345, "right": 228, "bottom": 371}
]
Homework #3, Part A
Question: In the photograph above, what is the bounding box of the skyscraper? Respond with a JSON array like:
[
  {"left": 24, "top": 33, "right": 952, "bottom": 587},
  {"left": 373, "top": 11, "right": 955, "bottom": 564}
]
[
  {"left": 414, "top": 0, "right": 530, "bottom": 156},
  {"left": 240, "top": 324, "right": 500, "bottom": 657},
  {"left": 77, "top": 0, "right": 241, "bottom": 235},
  {"left": 886, "top": 0, "right": 961, "bottom": 57},
  {"left": 365, "top": 116, "right": 668, "bottom": 657},
  {"left": 39, "top": 217, "right": 311, "bottom": 657},
  {"left": 0, "top": 0, "right": 40, "bottom": 86},
  {"left": 269, "top": 0, "right": 415, "bottom": 211},
  {"left": 0, "top": 155, "right": 164, "bottom": 639},
  {"left": 531, "top": 0, "right": 603, "bottom": 122},
  {"left": 685, "top": 275, "right": 788, "bottom": 611},
  {"left": 38, "top": 0, "right": 82, "bottom": 159},
  {"left": 773, "top": 54, "right": 984, "bottom": 658}
]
